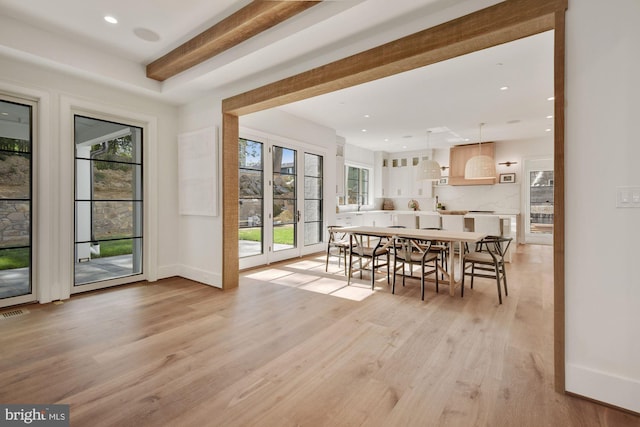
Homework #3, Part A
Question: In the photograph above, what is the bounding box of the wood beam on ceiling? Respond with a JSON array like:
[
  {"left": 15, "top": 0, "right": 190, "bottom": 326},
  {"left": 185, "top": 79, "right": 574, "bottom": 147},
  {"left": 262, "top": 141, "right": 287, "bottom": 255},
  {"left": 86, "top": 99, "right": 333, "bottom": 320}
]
[
  {"left": 146, "top": 1, "right": 322, "bottom": 81},
  {"left": 222, "top": 0, "right": 567, "bottom": 116}
]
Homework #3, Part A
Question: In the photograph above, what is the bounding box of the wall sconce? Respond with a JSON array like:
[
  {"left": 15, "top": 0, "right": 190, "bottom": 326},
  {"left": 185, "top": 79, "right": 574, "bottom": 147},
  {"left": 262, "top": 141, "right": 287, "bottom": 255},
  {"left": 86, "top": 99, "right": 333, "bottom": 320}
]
[{"left": 498, "top": 161, "right": 518, "bottom": 167}]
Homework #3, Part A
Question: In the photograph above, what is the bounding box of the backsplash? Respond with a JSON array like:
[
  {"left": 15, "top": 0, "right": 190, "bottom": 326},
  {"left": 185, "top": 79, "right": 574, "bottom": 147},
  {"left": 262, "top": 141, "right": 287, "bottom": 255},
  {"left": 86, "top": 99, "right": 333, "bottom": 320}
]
[{"left": 433, "top": 182, "right": 520, "bottom": 213}]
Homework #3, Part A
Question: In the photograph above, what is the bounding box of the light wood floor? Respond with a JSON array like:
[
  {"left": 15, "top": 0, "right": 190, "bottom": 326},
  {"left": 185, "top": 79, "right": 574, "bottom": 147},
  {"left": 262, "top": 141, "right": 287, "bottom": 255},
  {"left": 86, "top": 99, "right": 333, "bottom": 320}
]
[{"left": 1, "top": 245, "right": 638, "bottom": 426}]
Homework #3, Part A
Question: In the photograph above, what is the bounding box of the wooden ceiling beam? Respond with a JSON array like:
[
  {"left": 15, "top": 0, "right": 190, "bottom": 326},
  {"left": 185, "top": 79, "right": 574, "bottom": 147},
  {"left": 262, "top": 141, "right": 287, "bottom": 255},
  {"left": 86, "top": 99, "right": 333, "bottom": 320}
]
[
  {"left": 222, "top": 0, "right": 567, "bottom": 116},
  {"left": 146, "top": 1, "right": 322, "bottom": 81}
]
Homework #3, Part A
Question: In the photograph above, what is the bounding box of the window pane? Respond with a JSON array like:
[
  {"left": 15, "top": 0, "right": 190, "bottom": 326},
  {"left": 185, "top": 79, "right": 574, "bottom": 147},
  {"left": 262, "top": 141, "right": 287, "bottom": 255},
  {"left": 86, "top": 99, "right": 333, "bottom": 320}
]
[
  {"left": 304, "top": 153, "right": 322, "bottom": 177},
  {"left": 304, "top": 222, "right": 322, "bottom": 246},
  {"left": 0, "top": 247, "right": 30, "bottom": 298},
  {"left": 75, "top": 201, "right": 143, "bottom": 241},
  {"left": 304, "top": 200, "right": 322, "bottom": 222},
  {"left": 75, "top": 237, "right": 142, "bottom": 285},
  {"left": 0, "top": 152, "right": 30, "bottom": 199},
  {"left": 0, "top": 200, "right": 30, "bottom": 248},
  {"left": 273, "top": 147, "right": 296, "bottom": 174},
  {"left": 239, "top": 199, "right": 263, "bottom": 228},
  {"left": 239, "top": 198, "right": 263, "bottom": 258},
  {"left": 239, "top": 139, "right": 263, "bottom": 170},
  {"left": 90, "top": 161, "right": 141, "bottom": 201},
  {"left": 273, "top": 174, "right": 295, "bottom": 199},
  {"left": 239, "top": 170, "right": 263, "bottom": 198},
  {"left": 0, "top": 139, "right": 30, "bottom": 153},
  {"left": 273, "top": 199, "right": 295, "bottom": 225},
  {"left": 273, "top": 224, "right": 295, "bottom": 250},
  {"left": 304, "top": 176, "right": 322, "bottom": 199},
  {"left": 75, "top": 116, "right": 140, "bottom": 164}
]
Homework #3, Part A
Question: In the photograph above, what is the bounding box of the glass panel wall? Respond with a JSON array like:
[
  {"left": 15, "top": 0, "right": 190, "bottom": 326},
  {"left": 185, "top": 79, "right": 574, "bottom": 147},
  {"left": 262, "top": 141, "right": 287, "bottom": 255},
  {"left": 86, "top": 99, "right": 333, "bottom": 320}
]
[
  {"left": 239, "top": 138, "right": 264, "bottom": 258},
  {"left": 74, "top": 115, "right": 143, "bottom": 285},
  {"left": 0, "top": 100, "right": 32, "bottom": 299}
]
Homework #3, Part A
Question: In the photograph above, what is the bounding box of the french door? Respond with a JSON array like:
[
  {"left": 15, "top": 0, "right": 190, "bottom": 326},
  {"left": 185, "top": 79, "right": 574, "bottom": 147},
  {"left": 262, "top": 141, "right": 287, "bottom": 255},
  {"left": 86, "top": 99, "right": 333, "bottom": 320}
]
[
  {"left": 0, "top": 96, "right": 36, "bottom": 308},
  {"left": 239, "top": 135, "right": 324, "bottom": 269}
]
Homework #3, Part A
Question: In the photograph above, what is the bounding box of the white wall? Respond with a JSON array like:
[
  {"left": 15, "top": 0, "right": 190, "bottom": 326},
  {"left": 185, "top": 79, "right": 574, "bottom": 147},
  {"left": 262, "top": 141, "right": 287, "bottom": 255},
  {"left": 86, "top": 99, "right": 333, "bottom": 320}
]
[
  {"left": 0, "top": 54, "right": 180, "bottom": 303},
  {"left": 178, "top": 103, "right": 337, "bottom": 287},
  {"left": 564, "top": 0, "right": 640, "bottom": 412}
]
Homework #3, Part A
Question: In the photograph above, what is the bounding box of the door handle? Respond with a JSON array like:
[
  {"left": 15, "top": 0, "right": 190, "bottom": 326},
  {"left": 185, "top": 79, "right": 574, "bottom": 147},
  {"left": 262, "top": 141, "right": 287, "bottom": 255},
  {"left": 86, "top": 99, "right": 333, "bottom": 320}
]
[{"left": 297, "top": 210, "right": 301, "bottom": 223}]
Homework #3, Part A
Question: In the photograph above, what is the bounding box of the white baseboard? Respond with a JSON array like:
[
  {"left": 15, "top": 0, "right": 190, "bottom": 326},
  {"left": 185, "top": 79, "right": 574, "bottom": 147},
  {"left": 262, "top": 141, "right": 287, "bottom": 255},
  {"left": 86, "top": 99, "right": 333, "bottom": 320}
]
[
  {"left": 157, "top": 264, "right": 181, "bottom": 280},
  {"left": 178, "top": 265, "right": 222, "bottom": 289},
  {"left": 566, "top": 363, "right": 640, "bottom": 413}
]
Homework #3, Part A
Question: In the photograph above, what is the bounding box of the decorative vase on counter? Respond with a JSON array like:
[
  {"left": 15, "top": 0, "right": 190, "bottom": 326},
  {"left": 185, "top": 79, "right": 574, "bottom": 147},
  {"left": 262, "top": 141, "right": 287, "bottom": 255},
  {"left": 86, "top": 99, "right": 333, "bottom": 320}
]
[{"left": 408, "top": 199, "right": 419, "bottom": 211}]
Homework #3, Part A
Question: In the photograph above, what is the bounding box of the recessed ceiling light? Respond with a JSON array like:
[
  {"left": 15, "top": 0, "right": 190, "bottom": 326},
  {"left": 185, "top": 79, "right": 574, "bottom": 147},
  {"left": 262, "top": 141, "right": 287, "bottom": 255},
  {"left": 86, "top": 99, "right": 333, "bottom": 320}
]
[
  {"left": 384, "top": 138, "right": 389, "bottom": 142},
  {"left": 546, "top": 115, "right": 553, "bottom": 119},
  {"left": 364, "top": 114, "right": 370, "bottom": 118},
  {"left": 547, "top": 96, "right": 555, "bottom": 101},
  {"left": 361, "top": 129, "right": 367, "bottom": 132},
  {"left": 500, "top": 86, "right": 509, "bottom": 91},
  {"left": 1, "top": 112, "right": 8, "bottom": 116},
  {"left": 402, "top": 145, "right": 407, "bottom": 149},
  {"left": 545, "top": 128, "right": 552, "bottom": 132},
  {"left": 104, "top": 16, "right": 118, "bottom": 24}
]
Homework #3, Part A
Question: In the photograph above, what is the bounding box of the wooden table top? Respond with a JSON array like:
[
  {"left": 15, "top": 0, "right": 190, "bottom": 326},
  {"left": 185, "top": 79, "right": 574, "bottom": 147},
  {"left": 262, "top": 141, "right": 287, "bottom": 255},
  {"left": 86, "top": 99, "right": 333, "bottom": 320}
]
[{"left": 333, "top": 226, "right": 486, "bottom": 243}]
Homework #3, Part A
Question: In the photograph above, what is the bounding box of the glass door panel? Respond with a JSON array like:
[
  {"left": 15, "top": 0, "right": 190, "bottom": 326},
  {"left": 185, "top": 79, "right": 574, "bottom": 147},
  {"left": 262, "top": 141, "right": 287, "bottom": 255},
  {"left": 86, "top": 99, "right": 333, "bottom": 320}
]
[
  {"left": 272, "top": 146, "right": 296, "bottom": 252},
  {"left": 239, "top": 138, "right": 264, "bottom": 258},
  {"left": 74, "top": 115, "right": 143, "bottom": 288},
  {"left": 0, "top": 99, "right": 33, "bottom": 304},
  {"left": 529, "top": 170, "right": 554, "bottom": 234},
  {"left": 304, "top": 153, "right": 323, "bottom": 246}
]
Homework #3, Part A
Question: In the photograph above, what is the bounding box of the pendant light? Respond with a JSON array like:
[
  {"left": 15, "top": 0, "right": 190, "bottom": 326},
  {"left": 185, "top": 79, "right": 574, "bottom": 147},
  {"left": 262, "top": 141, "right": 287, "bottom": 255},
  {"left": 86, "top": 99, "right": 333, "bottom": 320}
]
[
  {"left": 421, "top": 130, "right": 441, "bottom": 181},
  {"left": 464, "top": 122, "right": 496, "bottom": 179}
]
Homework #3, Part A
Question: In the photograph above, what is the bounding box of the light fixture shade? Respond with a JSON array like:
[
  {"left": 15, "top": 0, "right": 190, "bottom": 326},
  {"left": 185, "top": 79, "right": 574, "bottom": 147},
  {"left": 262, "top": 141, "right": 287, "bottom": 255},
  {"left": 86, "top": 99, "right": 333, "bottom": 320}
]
[
  {"left": 421, "top": 158, "right": 442, "bottom": 181},
  {"left": 464, "top": 155, "right": 496, "bottom": 179}
]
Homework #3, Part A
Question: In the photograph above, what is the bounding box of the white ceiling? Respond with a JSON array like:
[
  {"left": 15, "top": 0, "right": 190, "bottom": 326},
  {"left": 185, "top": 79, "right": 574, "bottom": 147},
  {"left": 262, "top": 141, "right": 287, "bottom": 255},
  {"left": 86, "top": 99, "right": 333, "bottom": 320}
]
[{"left": 0, "top": 0, "right": 553, "bottom": 152}]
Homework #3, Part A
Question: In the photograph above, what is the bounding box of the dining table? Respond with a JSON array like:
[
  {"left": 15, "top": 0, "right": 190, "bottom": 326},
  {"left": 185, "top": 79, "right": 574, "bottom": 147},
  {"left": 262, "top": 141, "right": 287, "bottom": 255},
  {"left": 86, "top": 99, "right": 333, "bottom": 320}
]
[{"left": 333, "top": 226, "right": 487, "bottom": 296}]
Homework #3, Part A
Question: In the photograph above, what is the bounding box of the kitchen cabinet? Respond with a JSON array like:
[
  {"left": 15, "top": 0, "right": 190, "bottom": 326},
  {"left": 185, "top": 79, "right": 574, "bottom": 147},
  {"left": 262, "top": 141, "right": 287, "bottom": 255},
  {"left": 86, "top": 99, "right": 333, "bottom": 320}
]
[
  {"left": 335, "top": 211, "right": 394, "bottom": 227},
  {"left": 377, "top": 154, "right": 433, "bottom": 198},
  {"left": 411, "top": 159, "right": 433, "bottom": 198},
  {"left": 374, "top": 152, "right": 389, "bottom": 198},
  {"left": 448, "top": 142, "right": 496, "bottom": 186}
]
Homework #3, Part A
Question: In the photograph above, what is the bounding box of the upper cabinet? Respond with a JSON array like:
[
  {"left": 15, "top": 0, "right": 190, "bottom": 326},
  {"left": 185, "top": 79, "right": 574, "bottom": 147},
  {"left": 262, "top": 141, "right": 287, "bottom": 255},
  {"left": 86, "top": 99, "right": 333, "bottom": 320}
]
[
  {"left": 374, "top": 151, "right": 389, "bottom": 198},
  {"left": 376, "top": 152, "right": 433, "bottom": 198},
  {"left": 448, "top": 142, "right": 497, "bottom": 186}
]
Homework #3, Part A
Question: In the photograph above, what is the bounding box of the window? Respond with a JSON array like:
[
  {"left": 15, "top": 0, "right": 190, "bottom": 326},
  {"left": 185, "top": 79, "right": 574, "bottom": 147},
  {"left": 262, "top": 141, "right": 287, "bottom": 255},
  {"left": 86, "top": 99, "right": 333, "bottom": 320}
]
[
  {"left": 346, "top": 165, "right": 369, "bottom": 205},
  {"left": 0, "top": 98, "right": 33, "bottom": 301},
  {"left": 74, "top": 115, "right": 143, "bottom": 286}
]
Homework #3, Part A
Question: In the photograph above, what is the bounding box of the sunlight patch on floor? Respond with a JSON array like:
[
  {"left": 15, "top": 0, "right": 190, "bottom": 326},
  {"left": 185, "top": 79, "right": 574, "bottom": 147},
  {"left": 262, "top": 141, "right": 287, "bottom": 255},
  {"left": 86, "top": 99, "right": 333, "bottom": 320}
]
[{"left": 243, "top": 257, "right": 375, "bottom": 301}]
